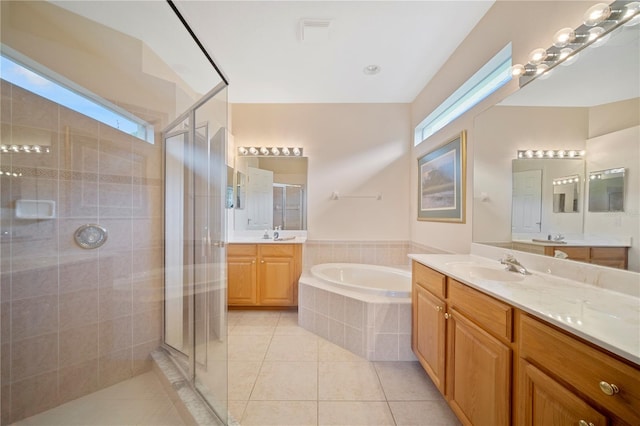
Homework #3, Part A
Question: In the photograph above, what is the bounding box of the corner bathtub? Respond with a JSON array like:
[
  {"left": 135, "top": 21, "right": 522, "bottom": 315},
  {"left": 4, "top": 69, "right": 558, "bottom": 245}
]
[
  {"left": 298, "top": 263, "right": 416, "bottom": 361},
  {"left": 310, "top": 263, "right": 411, "bottom": 298}
]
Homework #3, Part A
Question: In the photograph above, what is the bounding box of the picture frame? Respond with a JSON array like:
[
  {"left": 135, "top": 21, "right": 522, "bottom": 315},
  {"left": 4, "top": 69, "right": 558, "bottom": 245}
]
[{"left": 417, "top": 131, "right": 466, "bottom": 222}]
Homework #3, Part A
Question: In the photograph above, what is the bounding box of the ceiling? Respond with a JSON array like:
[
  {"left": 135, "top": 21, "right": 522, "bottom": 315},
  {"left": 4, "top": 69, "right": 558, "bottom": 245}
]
[{"left": 173, "top": 1, "right": 494, "bottom": 103}]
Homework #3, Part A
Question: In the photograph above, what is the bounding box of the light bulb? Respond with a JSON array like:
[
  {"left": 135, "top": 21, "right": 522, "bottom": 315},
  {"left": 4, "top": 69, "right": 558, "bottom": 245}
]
[
  {"left": 623, "top": 2, "right": 640, "bottom": 26},
  {"left": 528, "top": 48, "right": 548, "bottom": 65},
  {"left": 557, "top": 150, "right": 565, "bottom": 158},
  {"left": 568, "top": 150, "right": 576, "bottom": 158},
  {"left": 583, "top": 3, "right": 611, "bottom": 26},
  {"left": 560, "top": 49, "right": 579, "bottom": 66},
  {"left": 553, "top": 28, "right": 576, "bottom": 47},
  {"left": 535, "top": 150, "right": 544, "bottom": 158},
  {"left": 588, "top": 26, "right": 610, "bottom": 47},
  {"left": 525, "top": 150, "right": 534, "bottom": 158},
  {"left": 282, "top": 147, "right": 290, "bottom": 156},
  {"left": 292, "top": 147, "right": 301, "bottom": 156},
  {"left": 260, "top": 147, "right": 269, "bottom": 155},
  {"left": 546, "top": 150, "right": 555, "bottom": 158},
  {"left": 536, "top": 64, "right": 550, "bottom": 77},
  {"left": 579, "top": 150, "right": 586, "bottom": 157},
  {"left": 271, "top": 147, "right": 280, "bottom": 155},
  {"left": 238, "top": 147, "right": 248, "bottom": 155},
  {"left": 249, "top": 147, "right": 259, "bottom": 155},
  {"left": 511, "top": 64, "right": 525, "bottom": 77}
]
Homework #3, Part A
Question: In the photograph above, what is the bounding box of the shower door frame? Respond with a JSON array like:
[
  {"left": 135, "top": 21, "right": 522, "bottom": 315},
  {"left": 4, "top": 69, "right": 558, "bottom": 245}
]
[{"left": 161, "top": 81, "right": 228, "bottom": 420}]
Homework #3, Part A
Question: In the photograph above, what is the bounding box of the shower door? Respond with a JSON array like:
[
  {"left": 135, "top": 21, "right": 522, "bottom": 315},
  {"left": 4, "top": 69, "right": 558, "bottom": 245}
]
[{"left": 163, "top": 84, "right": 228, "bottom": 423}]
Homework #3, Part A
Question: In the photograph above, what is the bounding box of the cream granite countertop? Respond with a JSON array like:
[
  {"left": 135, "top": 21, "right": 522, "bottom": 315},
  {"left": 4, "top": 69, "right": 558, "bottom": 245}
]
[{"left": 408, "top": 253, "right": 640, "bottom": 366}]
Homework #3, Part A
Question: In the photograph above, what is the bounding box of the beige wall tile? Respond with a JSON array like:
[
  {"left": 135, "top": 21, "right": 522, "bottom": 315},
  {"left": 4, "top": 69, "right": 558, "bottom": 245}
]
[
  {"left": 99, "top": 182, "right": 133, "bottom": 218},
  {"left": 98, "top": 219, "right": 133, "bottom": 253},
  {"left": 132, "top": 338, "right": 160, "bottom": 376},
  {"left": 57, "top": 177, "right": 99, "bottom": 218},
  {"left": 59, "top": 107, "right": 100, "bottom": 139},
  {"left": 59, "top": 323, "right": 99, "bottom": 368},
  {"left": 132, "top": 308, "right": 161, "bottom": 344},
  {"left": 58, "top": 358, "right": 99, "bottom": 404},
  {"left": 99, "top": 281, "right": 132, "bottom": 321},
  {"left": 1, "top": 342, "right": 10, "bottom": 384},
  {"left": 132, "top": 278, "right": 163, "bottom": 314},
  {"left": 99, "top": 316, "right": 132, "bottom": 356},
  {"left": 11, "top": 295, "right": 58, "bottom": 341},
  {"left": 10, "top": 267, "right": 58, "bottom": 300},
  {"left": 98, "top": 348, "right": 132, "bottom": 388},
  {"left": 1, "top": 383, "right": 10, "bottom": 425},
  {"left": 59, "top": 133, "right": 100, "bottom": 173},
  {"left": 59, "top": 256, "right": 100, "bottom": 294},
  {"left": 59, "top": 288, "right": 99, "bottom": 331},
  {"left": 11, "top": 333, "right": 58, "bottom": 382},
  {"left": 11, "top": 87, "right": 58, "bottom": 132},
  {"left": 10, "top": 370, "right": 59, "bottom": 423}
]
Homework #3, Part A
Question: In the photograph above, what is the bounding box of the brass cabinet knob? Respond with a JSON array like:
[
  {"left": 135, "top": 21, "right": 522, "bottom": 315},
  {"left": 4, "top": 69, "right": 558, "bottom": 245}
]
[
  {"left": 599, "top": 381, "right": 619, "bottom": 396},
  {"left": 444, "top": 312, "right": 451, "bottom": 320},
  {"left": 434, "top": 306, "right": 443, "bottom": 312},
  {"left": 578, "top": 420, "right": 595, "bottom": 426},
  {"left": 252, "top": 260, "right": 256, "bottom": 264},
  {"left": 260, "top": 260, "right": 265, "bottom": 263}
]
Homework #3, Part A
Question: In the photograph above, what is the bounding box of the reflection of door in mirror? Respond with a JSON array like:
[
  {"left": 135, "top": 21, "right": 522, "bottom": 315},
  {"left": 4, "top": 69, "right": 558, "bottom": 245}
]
[
  {"left": 246, "top": 166, "right": 274, "bottom": 230},
  {"left": 512, "top": 170, "right": 542, "bottom": 233}
]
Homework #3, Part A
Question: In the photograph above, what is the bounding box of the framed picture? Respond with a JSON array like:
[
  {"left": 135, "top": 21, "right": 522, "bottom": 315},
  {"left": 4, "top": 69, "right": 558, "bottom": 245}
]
[{"left": 417, "top": 131, "right": 466, "bottom": 222}]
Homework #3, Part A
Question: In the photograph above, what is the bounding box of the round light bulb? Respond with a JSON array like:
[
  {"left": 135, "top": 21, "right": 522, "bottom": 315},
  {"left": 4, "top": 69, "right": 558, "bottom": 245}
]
[
  {"left": 249, "top": 147, "right": 259, "bottom": 155},
  {"left": 568, "top": 150, "right": 576, "bottom": 158},
  {"left": 528, "top": 48, "right": 548, "bottom": 65},
  {"left": 271, "top": 147, "right": 280, "bottom": 155},
  {"left": 623, "top": 2, "right": 640, "bottom": 26},
  {"left": 536, "top": 64, "right": 550, "bottom": 78},
  {"left": 292, "top": 147, "right": 301, "bottom": 156},
  {"left": 511, "top": 64, "right": 525, "bottom": 77},
  {"left": 546, "top": 150, "right": 555, "bottom": 158},
  {"left": 238, "top": 147, "right": 248, "bottom": 155},
  {"left": 588, "top": 26, "right": 610, "bottom": 47},
  {"left": 583, "top": 3, "right": 611, "bottom": 26},
  {"left": 557, "top": 150, "right": 565, "bottom": 158},
  {"left": 560, "top": 48, "right": 579, "bottom": 66},
  {"left": 553, "top": 28, "right": 576, "bottom": 47},
  {"left": 579, "top": 150, "right": 586, "bottom": 157},
  {"left": 535, "top": 150, "right": 544, "bottom": 158},
  {"left": 260, "top": 147, "right": 269, "bottom": 155},
  {"left": 281, "top": 147, "right": 290, "bottom": 156},
  {"left": 525, "top": 150, "right": 534, "bottom": 158}
]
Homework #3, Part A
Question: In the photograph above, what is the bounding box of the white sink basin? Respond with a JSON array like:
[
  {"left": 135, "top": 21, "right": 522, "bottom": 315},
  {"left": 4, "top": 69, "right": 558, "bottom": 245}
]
[{"left": 450, "top": 265, "right": 526, "bottom": 282}]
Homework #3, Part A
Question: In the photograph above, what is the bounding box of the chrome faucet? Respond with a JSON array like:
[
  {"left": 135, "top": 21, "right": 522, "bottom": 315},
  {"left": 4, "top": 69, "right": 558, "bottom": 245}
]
[
  {"left": 549, "top": 233, "right": 565, "bottom": 242},
  {"left": 273, "top": 226, "right": 281, "bottom": 241},
  {"left": 499, "top": 254, "right": 530, "bottom": 275}
]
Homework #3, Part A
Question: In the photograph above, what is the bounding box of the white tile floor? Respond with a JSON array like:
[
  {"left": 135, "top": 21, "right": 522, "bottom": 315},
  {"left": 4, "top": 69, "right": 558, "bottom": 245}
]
[
  {"left": 14, "top": 310, "right": 460, "bottom": 426},
  {"left": 227, "top": 310, "right": 460, "bottom": 426}
]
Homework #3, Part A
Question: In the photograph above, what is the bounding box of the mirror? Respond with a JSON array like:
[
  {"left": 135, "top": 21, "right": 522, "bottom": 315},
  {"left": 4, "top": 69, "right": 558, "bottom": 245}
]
[
  {"left": 234, "top": 156, "right": 308, "bottom": 230},
  {"left": 588, "top": 168, "right": 625, "bottom": 212},
  {"left": 553, "top": 174, "right": 581, "bottom": 213},
  {"left": 473, "top": 22, "right": 639, "bottom": 272}
]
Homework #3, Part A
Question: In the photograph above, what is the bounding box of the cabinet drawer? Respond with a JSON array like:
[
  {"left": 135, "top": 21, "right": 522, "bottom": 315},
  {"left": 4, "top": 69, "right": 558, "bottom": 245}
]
[
  {"left": 448, "top": 279, "right": 513, "bottom": 342},
  {"left": 260, "top": 244, "right": 295, "bottom": 257},
  {"left": 412, "top": 261, "right": 446, "bottom": 299},
  {"left": 519, "top": 314, "right": 640, "bottom": 425},
  {"left": 590, "top": 247, "right": 626, "bottom": 259},
  {"left": 228, "top": 244, "right": 257, "bottom": 256}
]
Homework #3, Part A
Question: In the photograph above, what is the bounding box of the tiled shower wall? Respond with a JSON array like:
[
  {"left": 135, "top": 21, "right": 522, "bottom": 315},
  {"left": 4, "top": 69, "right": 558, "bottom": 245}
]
[
  {"left": 302, "top": 240, "right": 447, "bottom": 269},
  {"left": 0, "top": 82, "right": 164, "bottom": 424}
]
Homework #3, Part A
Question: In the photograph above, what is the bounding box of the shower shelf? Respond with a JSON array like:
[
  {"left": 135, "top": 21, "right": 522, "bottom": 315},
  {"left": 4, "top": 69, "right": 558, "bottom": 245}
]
[{"left": 15, "top": 199, "right": 56, "bottom": 219}]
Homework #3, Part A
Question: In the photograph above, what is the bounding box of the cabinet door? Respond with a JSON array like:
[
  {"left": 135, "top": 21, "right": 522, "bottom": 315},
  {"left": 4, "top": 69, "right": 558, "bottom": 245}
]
[
  {"left": 519, "top": 360, "right": 607, "bottom": 426},
  {"left": 227, "top": 256, "right": 257, "bottom": 305},
  {"left": 412, "top": 284, "right": 446, "bottom": 393},
  {"left": 258, "top": 256, "right": 295, "bottom": 305},
  {"left": 447, "top": 308, "right": 511, "bottom": 426}
]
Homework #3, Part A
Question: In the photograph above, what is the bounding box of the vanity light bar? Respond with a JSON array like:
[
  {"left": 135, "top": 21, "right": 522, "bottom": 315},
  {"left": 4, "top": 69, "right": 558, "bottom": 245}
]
[
  {"left": 517, "top": 149, "right": 586, "bottom": 159},
  {"left": 0, "top": 144, "right": 50, "bottom": 154},
  {"left": 0, "top": 170, "right": 23, "bottom": 177},
  {"left": 238, "top": 146, "right": 303, "bottom": 157},
  {"left": 589, "top": 167, "right": 625, "bottom": 179},
  {"left": 553, "top": 175, "right": 580, "bottom": 185},
  {"left": 512, "top": 1, "right": 640, "bottom": 85}
]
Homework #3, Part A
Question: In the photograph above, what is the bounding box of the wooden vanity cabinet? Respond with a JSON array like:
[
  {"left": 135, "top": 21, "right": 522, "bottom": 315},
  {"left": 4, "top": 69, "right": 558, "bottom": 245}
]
[
  {"left": 412, "top": 262, "right": 512, "bottom": 425},
  {"left": 519, "top": 313, "right": 640, "bottom": 426},
  {"left": 540, "top": 246, "right": 628, "bottom": 269},
  {"left": 412, "top": 262, "right": 447, "bottom": 393},
  {"left": 227, "top": 243, "right": 302, "bottom": 307}
]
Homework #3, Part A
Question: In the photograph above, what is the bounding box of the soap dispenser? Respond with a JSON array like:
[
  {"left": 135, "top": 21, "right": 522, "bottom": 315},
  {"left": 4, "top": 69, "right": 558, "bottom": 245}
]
[{"left": 262, "top": 229, "right": 270, "bottom": 239}]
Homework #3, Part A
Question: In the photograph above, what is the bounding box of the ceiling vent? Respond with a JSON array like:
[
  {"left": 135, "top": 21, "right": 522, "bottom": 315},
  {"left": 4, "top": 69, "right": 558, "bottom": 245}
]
[{"left": 299, "top": 19, "right": 331, "bottom": 42}]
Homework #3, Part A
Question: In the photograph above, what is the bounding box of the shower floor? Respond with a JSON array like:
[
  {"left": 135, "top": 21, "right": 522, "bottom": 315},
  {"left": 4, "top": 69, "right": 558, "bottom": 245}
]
[{"left": 11, "top": 372, "right": 184, "bottom": 426}]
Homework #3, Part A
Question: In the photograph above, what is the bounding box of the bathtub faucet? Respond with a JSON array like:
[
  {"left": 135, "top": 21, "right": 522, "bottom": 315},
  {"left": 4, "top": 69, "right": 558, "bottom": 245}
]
[{"left": 499, "top": 254, "right": 530, "bottom": 275}]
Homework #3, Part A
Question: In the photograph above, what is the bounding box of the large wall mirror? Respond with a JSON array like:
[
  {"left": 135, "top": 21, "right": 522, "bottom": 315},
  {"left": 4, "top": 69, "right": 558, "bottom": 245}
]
[
  {"left": 473, "top": 22, "right": 639, "bottom": 272},
  {"left": 233, "top": 156, "right": 308, "bottom": 231}
]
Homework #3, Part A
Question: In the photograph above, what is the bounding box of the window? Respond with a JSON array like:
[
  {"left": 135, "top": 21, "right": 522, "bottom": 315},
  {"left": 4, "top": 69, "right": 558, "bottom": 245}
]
[
  {"left": 0, "top": 50, "right": 154, "bottom": 143},
  {"left": 414, "top": 43, "right": 512, "bottom": 145}
]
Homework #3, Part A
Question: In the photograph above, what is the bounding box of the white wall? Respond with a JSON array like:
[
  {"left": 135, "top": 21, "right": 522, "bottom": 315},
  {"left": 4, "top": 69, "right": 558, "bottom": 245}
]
[
  {"left": 409, "top": 1, "right": 592, "bottom": 254},
  {"left": 473, "top": 106, "right": 588, "bottom": 242},
  {"left": 231, "top": 103, "right": 411, "bottom": 240},
  {"left": 585, "top": 125, "right": 640, "bottom": 272}
]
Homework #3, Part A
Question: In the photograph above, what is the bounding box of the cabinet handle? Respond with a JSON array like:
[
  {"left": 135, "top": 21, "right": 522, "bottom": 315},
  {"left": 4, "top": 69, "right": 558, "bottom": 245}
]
[
  {"left": 599, "top": 381, "right": 619, "bottom": 396},
  {"left": 444, "top": 312, "right": 451, "bottom": 320},
  {"left": 260, "top": 260, "right": 265, "bottom": 264},
  {"left": 578, "top": 420, "right": 595, "bottom": 426},
  {"left": 435, "top": 306, "right": 443, "bottom": 312},
  {"left": 252, "top": 260, "right": 256, "bottom": 264}
]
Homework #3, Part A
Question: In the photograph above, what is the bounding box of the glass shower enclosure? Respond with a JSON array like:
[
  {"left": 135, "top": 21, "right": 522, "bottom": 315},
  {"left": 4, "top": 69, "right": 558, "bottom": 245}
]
[{"left": 0, "top": 1, "right": 229, "bottom": 424}]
